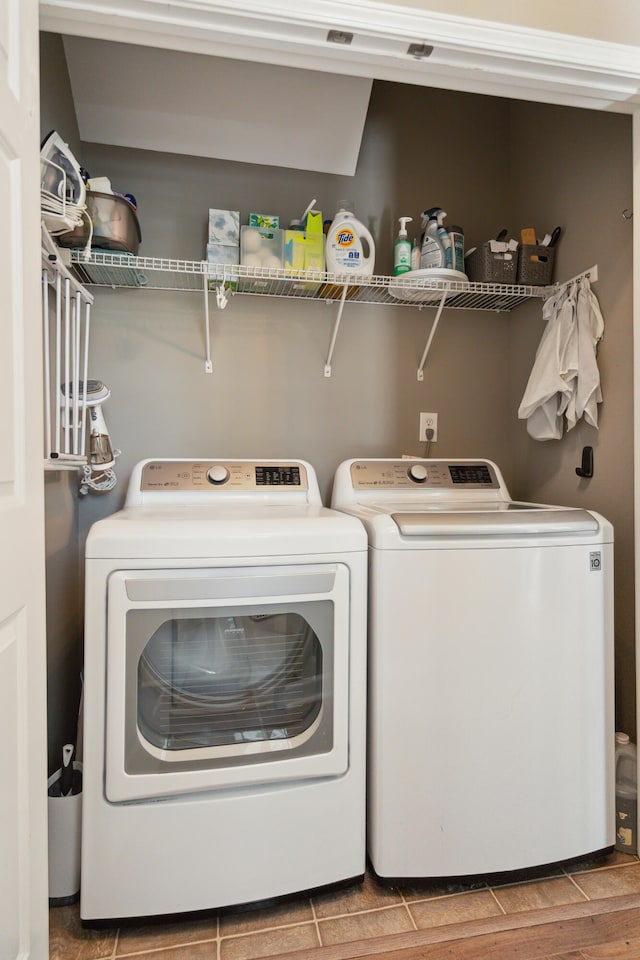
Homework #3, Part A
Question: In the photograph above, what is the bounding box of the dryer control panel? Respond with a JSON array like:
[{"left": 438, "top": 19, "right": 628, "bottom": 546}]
[
  {"left": 139, "top": 460, "right": 308, "bottom": 491},
  {"left": 348, "top": 459, "right": 500, "bottom": 491},
  {"left": 124, "top": 459, "right": 323, "bottom": 506}
]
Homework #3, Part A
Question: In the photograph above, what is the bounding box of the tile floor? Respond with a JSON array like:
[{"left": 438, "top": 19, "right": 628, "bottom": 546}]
[{"left": 49, "top": 851, "right": 640, "bottom": 960}]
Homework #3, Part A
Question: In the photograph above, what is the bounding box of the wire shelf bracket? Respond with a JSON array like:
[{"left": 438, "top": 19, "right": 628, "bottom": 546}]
[
  {"left": 324, "top": 283, "right": 349, "bottom": 378},
  {"left": 417, "top": 291, "right": 448, "bottom": 382}
]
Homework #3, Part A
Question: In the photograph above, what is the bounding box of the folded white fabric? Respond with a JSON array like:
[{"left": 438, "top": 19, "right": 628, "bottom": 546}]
[
  {"left": 575, "top": 279, "right": 604, "bottom": 428},
  {"left": 518, "top": 276, "right": 603, "bottom": 440}
]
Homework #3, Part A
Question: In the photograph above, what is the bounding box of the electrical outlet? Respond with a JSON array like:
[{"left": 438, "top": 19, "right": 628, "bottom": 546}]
[{"left": 419, "top": 412, "right": 438, "bottom": 442}]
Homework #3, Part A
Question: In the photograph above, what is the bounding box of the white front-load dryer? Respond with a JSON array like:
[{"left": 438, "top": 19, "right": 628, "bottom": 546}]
[
  {"left": 331, "top": 458, "right": 615, "bottom": 881},
  {"left": 81, "top": 459, "right": 367, "bottom": 920}
]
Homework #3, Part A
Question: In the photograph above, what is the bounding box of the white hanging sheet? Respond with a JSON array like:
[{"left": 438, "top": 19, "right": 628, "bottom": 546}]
[{"left": 518, "top": 276, "right": 604, "bottom": 441}]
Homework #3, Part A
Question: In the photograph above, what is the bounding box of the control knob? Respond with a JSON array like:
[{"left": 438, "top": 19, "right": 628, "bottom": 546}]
[
  {"left": 408, "top": 464, "right": 428, "bottom": 483},
  {"left": 207, "top": 464, "right": 229, "bottom": 485}
]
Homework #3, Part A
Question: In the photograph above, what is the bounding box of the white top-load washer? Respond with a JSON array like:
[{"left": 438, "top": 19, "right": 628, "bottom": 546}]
[
  {"left": 331, "top": 458, "right": 614, "bottom": 880},
  {"left": 81, "top": 458, "right": 367, "bottom": 920}
]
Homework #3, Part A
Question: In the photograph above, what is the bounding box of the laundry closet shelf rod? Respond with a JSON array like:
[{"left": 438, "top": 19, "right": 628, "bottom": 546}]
[
  {"left": 68, "top": 252, "right": 556, "bottom": 310},
  {"left": 67, "top": 251, "right": 597, "bottom": 379}
]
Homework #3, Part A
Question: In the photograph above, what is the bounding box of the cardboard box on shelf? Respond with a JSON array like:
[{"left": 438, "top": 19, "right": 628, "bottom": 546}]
[
  {"left": 208, "top": 209, "right": 240, "bottom": 246},
  {"left": 207, "top": 242, "right": 239, "bottom": 291}
]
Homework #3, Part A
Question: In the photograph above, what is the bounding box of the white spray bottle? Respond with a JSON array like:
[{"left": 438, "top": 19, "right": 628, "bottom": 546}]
[
  {"left": 434, "top": 209, "right": 453, "bottom": 270},
  {"left": 419, "top": 209, "right": 445, "bottom": 270},
  {"left": 393, "top": 217, "right": 413, "bottom": 276}
]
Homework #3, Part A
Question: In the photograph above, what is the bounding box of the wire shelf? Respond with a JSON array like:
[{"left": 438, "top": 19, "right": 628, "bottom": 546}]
[{"left": 69, "top": 251, "right": 555, "bottom": 311}]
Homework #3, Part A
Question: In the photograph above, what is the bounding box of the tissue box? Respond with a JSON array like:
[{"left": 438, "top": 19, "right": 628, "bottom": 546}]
[
  {"left": 240, "top": 226, "right": 284, "bottom": 270},
  {"left": 208, "top": 209, "right": 240, "bottom": 246},
  {"left": 249, "top": 213, "right": 280, "bottom": 229},
  {"left": 207, "top": 242, "right": 239, "bottom": 291}
]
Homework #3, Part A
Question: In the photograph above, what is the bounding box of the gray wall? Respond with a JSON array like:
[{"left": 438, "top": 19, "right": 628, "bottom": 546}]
[
  {"left": 75, "top": 80, "right": 516, "bottom": 533},
  {"left": 40, "top": 33, "right": 635, "bottom": 768},
  {"left": 508, "top": 100, "right": 635, "bottom": 737}
]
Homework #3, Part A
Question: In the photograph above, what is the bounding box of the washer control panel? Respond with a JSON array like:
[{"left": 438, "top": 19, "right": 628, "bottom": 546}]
[
  {"left": 140, "top": 460, "right": 307, "bottom": 491},
  {"left": 349, "top": 460, "right": 500, "bottom": 491}
]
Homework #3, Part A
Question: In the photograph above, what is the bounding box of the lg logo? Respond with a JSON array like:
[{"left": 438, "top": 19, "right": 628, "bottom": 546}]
[{"left": 590, "top": 552, "right": 602, "bottom": 572}]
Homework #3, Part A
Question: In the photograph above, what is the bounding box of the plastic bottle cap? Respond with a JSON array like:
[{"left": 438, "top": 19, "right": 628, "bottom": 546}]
[
  {"left": 616, "top": 732, "right": 631, "bottom": 744},
  {"left": 398, "top": 216, "right": 413, "bottom": 237}
]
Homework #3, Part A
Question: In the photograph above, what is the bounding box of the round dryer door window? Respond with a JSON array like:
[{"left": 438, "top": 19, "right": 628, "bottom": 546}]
[{"left": 137, "top": 612, "right": 323, "bottom": 750}]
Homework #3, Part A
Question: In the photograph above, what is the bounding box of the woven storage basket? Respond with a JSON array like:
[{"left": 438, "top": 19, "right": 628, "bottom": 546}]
[
  {"left": 465, "top": 243, "right": 519, "bottom": 284},
  {"left": 517, "top": 244, "right": 555, "bottom": 285}
]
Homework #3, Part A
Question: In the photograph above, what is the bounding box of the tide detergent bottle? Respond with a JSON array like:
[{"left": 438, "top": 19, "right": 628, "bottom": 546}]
[{"left": 326, "top": 202, "right": 375, "bottom": 277}]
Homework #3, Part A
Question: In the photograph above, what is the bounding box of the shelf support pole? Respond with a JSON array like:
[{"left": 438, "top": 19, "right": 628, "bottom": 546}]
[
  {"left": 203, "top": 273, "right": 213, "bottom": 373},
  {"left": 324, "top": 283, "right": 349, "bottom": 378},
  {"left": 417, "top": 291, "right": 448, "bottom": 381},
  {"left": 42, "top": 270, "right": 51, "bottom": 460}
]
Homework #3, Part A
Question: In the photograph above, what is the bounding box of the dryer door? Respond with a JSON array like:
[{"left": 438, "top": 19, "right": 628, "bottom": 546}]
[{"left": 105, "top": 563, "right": 351, "bottom": 801}]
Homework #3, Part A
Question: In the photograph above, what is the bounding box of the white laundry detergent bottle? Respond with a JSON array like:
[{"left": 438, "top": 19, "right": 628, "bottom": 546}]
[
  {"left": 326, "top": 201, "right": 375, "bottom": 277},
  {"left": 615, "top": 732, "right": 637, "bottom": 854}
]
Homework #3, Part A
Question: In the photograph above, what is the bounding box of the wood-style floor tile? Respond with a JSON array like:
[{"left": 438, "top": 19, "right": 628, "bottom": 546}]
[
  {"left": 219, "top": 897, "right": 314, "bottom": 936},
  {"left": 312, "top": 874, "right": 402, "bottom": 918},
  {"left": 572, "top": 864, "right": 640, "bottom": 900},
  {"left": 359, "top": 904, "right": 640, "bottom": 960},
  {"left": 49, "top": 903, "right": 117, "bottom": 960},
  {"left": 408, "top": 889, "right": 504, "bottom": 929},
  {"left": 401, "top": 877, "right": 488, "bottom": 902},
  {"left": 493, "top": 876, "right": 588, "bottom": 913},
  {"left": 579, "top": 936, "right": 640, "bottom": 958},
  {"left": 538, "top": 954, "right": 585, "bottom": 959},
  {"left": 51, "top": 857, "right": 640, "bottom": 960},
  {"left": 119, "top": 944, "right": 216, "bottom": 959},
  {"left": 116, "top": 913, "right": 218, "bottom": 954},
  {"left": 318, "top": 905, "right": 415, "bottom": 946},
  {"left": 220, "top": 921, "right": 319, "bottom": 959},
  {"left": 565, "top": 853, "right": 638, "bottom": 874}
]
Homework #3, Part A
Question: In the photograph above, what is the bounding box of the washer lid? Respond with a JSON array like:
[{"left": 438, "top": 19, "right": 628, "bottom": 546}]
[{"left": 392, "top": 506, "right": 599, "bottom": 537}]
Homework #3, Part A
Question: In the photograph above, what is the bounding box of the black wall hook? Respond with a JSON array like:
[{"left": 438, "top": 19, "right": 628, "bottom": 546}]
[{"left": 576, "top": 446, "right": 594, "bottom": 479}]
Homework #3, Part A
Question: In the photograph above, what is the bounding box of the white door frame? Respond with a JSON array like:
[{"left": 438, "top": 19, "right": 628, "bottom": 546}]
[
  {"left": 633, "top": 108, "right": 640, "bottom": 753},
  {"left": 2, "top": 0, "right": 49, "bottom": 957}
]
